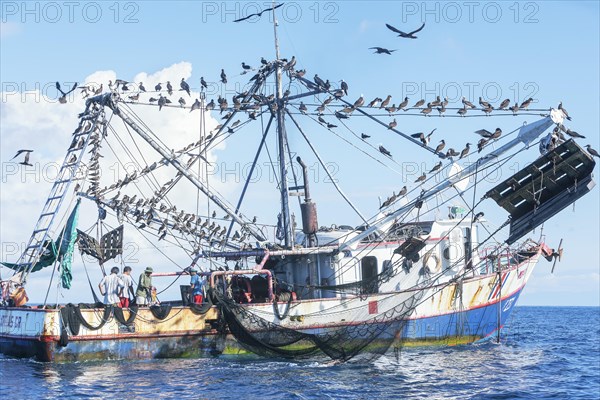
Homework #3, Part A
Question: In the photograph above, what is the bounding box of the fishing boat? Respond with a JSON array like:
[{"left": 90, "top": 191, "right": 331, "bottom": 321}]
[{"left": 1, "top": 14, "right": 597, "bottom": 363}]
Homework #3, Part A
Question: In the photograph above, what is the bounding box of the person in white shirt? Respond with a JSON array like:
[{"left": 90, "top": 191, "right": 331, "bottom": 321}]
[
  {"left": 99, "top": 266, "right": 125, "bottom": 306},
  {"left": 118, "top": 266, "right": 135, "bottom": 308}
]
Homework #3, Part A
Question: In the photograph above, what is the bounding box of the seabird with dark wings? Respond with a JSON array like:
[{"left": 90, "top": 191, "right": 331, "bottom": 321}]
[
  {"left": 180, "top": 78, "right": 191, "bottom": 96},
  {"left": 379, "top": 145, "right": 392, "bottom": 158},
  {"left": 11, "top": 149, "right": 33, "bottom": 166},
  {"left": 369, "top": 47, "right": 397, "bottom": 55},
  {"left": 386, "top": 22, "right": 425, "bottom": 39},
  {"left": 56, "top": 81, "right": 78, "bottom": 104},
  {"left": 233, "top": 3, "right": 283, "bottom": 22}
]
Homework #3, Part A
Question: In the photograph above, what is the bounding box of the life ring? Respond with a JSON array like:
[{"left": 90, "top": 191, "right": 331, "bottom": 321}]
[{"left": 422, "top": 251, "right": 441, "bottom": 274}]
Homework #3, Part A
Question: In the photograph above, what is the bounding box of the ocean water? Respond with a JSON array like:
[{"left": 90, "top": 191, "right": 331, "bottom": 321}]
[{"left": 1, "top": 306, "right": 598, "bottom": 399}]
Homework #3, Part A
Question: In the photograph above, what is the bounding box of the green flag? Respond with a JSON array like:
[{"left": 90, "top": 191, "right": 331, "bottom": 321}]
[{"left": 58, "top": 199, "right": 80, "bottom": 289}]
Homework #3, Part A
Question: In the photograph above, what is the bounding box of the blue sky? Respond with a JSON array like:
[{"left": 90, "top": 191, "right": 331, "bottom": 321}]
[{"left": 1, "top": 1, "right": 599, "bottom": 306}]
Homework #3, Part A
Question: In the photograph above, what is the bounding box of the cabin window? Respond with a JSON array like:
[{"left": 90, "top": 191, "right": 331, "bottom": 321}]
[{"left": 361, "top": 256, "right": 378, "bottom": 294}]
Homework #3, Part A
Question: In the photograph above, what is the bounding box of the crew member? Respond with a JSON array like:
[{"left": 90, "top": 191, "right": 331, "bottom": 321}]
[
  {"left": 189, "top": 268, "right": 204, "bottom": 304},
  {"left": 119, "top": 266, "right": 135, "bottom": 308},
  {"left": 136, "top": 267, "right": 153, "bottom": 306},
  {"left": 99, "top": 266, "right": 125, "bottom": 306}
]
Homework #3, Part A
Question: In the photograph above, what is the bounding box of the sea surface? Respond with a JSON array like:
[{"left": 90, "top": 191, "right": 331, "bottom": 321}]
[{"left": 1, "top": 306, "right": 598, "bottom": 399}]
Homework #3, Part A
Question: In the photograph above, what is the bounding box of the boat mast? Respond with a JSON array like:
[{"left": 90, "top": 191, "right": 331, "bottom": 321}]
[{"left": 272, "top": 2, "right": 293, "bottom": 247}]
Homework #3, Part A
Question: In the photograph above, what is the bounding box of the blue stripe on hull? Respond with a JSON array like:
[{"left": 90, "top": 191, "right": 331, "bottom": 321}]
[{"left": 403, "top": 288, "right": 522, "bottom": 342}]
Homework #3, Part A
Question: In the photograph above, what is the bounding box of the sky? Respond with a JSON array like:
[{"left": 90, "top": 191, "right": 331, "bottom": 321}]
[{"left": 0, "top": 1, "right": 598, "bottom": 306}]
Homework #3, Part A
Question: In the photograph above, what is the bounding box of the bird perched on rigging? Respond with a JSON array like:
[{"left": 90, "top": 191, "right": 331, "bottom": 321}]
[
  {"left": 520, "top": 97, "right": 533, "bottom": 109},
  {"left": 340, "top": 80, "right": 349, "bottom": 96},
  {"left": 178, "top": 97, "right": 186, "bottom": 107},
  {"left": 459, "top": 143, "right": 471, "bottom": 159},
  {"left": 200, "top": 77, "right": 208, "bottom": 90},
  {"left": 361, "top": 133, "right": 370, "bottom": 140},
  {"left": 158, "top": 95, "right": 171, "bottom": 110},
  {"left": 414, "top": 173, "right": 426, "bottom": 183},
  {"left": 314, "top": 74, "right": 327, "bottom": 89},
  {"left": 385, "top": 22, "right": 425, "bottom": 39},
  {"left": 560, "top": 125, "right": 585, "bottom": 139},
  {"left": 380, "top": 95, "right": 392, "bottom": 109},
  {"left": 166, "top": 81, "right": 174, "bottom": 95},
  {"left": 55, "top": 81, "right": 78, "bottom": 104},
  {"left": 241, "top": 62, "right": 252, "bottom": 71},
  {"left": 498, "top": 98, "right": 510, "bottom": 110},
  {"left": 509, "top": 102, "right": 519, "bottom": 115},
  {"left": 429, "top": 161, "right": 442, "bottom": 173},
  {"left": 585, "top": 145, "right": 600, "bottom": 158},
  {"left": 353, "top": 95, "right": 365, "bottom": 108},
  {"left": 11, "top": 149, "right": 33, "bottom": 166},
  {"left": 155, "top": 82, "right": 162, "bottom": 92},
  {"left": 138, "top": 82, "right": 146, "bottom": 92},
  {"left": 558, "top": 102, "right": 572, "bottom": 121},
  {"left": 475, "top": 128, "right": 502, "bottom": 139},
  {"left": 388, "top": 119, "right": 397, "bottom": 130},
  {"left": 462, "top": 97, "right": 476, "bottom": 109},
  {"left": 399, "top": 97, "right": 409, "bottom": 111},
  {"left": 190, "top": 99, "right": 201, "bottom": 112},
  {"left": 479, "top": 97, "right": 491, "bottom": 109},
  {"left": 180, "top": 78, "right": 191, "bottom": 96},
  {"left": 379, "top": 145, "right": 392, "bottom": 158},
  {"left": 477, "top": 138, "right": 488, "bottom": 153},
  {"left": 412, "top": 99, "right": 425, "bottom": 108},
  {"left": 434, "top": 140, "right": 445, "bottom": 154},
  {"left": 411, "top": 128, "right": 436, "bottom": 146},
  {"left": 369, "top": 47, "right": 397, "bottom": 55},
  {"left": 473, "top": 212, "right": 484, "bottom": 223}
]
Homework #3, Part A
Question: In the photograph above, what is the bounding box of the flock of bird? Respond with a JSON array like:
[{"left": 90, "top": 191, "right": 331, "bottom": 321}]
[{"left": 370, "top": 22, "right": 426, "bottom": 55}]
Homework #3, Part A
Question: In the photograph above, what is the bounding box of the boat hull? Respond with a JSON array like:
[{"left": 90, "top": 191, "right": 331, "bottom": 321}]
[{"left": 0, "top": 253, "right": 538, "bottom": 361}]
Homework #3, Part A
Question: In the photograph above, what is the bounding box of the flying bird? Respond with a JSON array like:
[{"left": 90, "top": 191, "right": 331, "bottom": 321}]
[
  {"left": 233, "top": 3, "right": 283, "bottom": 22},
  {"left": 386, "top": 22, "right": 426, "bottom": 39},
  {"left": 12, "top": 149, "right": 33, "bottom": 166},
  {"left": 55, "top": 81, "right": 78, "bottom": 104},
  {"left": 369, "top": 47, "right": 397, "bottom": 55},
  {"left": 220, "top": 69, "right": 227, "bottom": 84}
]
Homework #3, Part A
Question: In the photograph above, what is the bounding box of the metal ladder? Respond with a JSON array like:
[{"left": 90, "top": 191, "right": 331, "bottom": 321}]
[{"left": 16, "top": 109, "right": 104, "bottom": 283}]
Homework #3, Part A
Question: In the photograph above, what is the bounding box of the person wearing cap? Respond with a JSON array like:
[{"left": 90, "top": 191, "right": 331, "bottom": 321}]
[
  {"left": 189, "top": 268, "right": 204, "bottom": 304},
  {"left": 99, "top": 266, "right": 125, "bottom": 306},
  {"left": 135, "top": 267, "right": 154, "bottom": 306}
]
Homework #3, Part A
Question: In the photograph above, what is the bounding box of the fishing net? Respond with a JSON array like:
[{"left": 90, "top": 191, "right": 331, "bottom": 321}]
[{"left": 212, "top": 280, "right": 424, "bottom": 362}]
